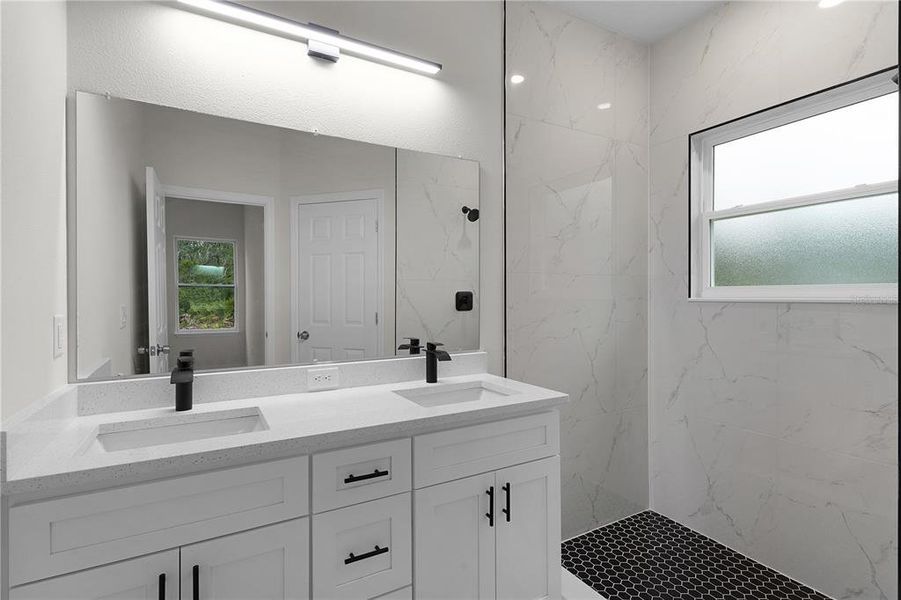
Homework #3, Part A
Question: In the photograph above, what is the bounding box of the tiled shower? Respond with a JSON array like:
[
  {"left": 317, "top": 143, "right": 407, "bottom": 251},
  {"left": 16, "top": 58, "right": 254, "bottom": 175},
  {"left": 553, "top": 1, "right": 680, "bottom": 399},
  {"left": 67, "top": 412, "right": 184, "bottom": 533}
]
[{"left": 505, "top": 2, "right": 898, "bottom": 599}]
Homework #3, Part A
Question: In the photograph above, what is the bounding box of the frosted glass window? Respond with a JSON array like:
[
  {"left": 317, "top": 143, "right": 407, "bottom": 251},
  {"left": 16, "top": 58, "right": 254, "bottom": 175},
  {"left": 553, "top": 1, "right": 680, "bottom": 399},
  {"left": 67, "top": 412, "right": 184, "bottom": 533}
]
[
  {"left": 713, "top": 194, "right": 898, "bottom": 287},
  {"left": 714, "top": 92, "right": 898, "bottom": 210},
  {"left": 691, "top": 69, "right": 899, "bottom": 301}
]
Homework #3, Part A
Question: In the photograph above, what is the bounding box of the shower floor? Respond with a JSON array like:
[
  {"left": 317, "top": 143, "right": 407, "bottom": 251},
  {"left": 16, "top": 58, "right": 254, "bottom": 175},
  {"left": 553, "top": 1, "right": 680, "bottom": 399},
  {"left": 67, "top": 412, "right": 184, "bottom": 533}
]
[{"left": 562, "top": 511, "right": 831, "bottom": 600}]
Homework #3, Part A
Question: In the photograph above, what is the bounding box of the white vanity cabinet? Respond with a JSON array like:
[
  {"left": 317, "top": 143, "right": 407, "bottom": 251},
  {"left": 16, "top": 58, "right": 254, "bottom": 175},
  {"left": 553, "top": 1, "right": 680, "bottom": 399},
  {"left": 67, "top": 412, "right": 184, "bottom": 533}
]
[
  {"left": 10, "top": 521, "right": 310, "bottom": 600},
  {"left": 414, "top": 458, "right": 560, "bottom": 600},
  {"left": 6, "top": 410, "right": 561, "bottom": 600},
  {"left": 182, "top": 519, "right": 310, "bottom": 600},
  {"left": 414, "top": 471, "right": 497, "bottom": 599},
  {"left": 495, "top": 457, "right": 561, "bottom": 600},
  {"left": 9, "top": 550, "right": 179, "bottom": 600},
  {"left": 413, "top": 411, "right": 561, "bottom": 600}
]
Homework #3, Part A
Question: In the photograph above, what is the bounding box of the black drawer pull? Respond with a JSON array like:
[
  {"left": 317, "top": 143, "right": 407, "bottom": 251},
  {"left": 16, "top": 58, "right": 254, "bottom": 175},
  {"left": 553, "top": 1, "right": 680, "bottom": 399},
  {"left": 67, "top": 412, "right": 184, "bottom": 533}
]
[
  {"left": 486, "top": 486, "right": 495, "bottom": 527},
  {"left": 344, "top": 468, "right": 389, "bottom": 484},
  {"left": 345, "top": 545, "right": 390, "bottom": 564},
  {"left": 192, "top": 565, "right": 199, "bottom": 600},
  {"left": 158, "top": 573, "right": 166, "bottom": 600},
  {"left": 502, "top": 482, "right": 511, "bottom": 522}
]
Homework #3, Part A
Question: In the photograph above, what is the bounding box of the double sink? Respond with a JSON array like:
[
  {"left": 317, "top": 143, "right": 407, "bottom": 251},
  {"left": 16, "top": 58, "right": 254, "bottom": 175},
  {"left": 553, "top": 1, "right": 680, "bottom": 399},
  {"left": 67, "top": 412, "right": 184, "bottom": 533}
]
[{"left": 91, "top": 381, "right": 517, "bottom": 453}]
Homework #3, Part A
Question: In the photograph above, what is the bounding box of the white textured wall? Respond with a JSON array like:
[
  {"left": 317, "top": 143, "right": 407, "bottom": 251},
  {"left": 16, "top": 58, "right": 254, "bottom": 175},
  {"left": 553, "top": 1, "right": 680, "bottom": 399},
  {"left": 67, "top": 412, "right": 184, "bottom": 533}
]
[
  {"left": 67, "top": 0, "right": 505, "bottom": 374},
  {"left": 648, "top": 2, "right": 899, "bottom": 598},
  {"left": 0, "top": 1, "right": 69, "bottom": 422},
  {"left": 75, "top": 92, "right": 145, "bottom": 379},
  {"left": 505, "top": 2, "right": 649, "bottom": 538}
]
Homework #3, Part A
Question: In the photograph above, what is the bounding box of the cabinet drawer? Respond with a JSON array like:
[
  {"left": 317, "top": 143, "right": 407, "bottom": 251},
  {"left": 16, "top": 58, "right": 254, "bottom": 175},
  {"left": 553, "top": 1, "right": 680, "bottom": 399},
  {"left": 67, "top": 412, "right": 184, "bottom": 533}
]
[
  {"left": 313, "top": 438, "right": 411, "bottom": 512},
  {"left": 9, "top": 456, "right": 309, "bottom": 586},
  {"left": 373, "top": 587, "right": 412, "bottom": 600},
  {"left": 413, "top": 411, "right": 559, "bottom": 488},
  {"left": 9, "top": 549, "right": 179, "bottom": 600},
  {"left": 313, "top": 493, "right": 412, "bottom": 599}
]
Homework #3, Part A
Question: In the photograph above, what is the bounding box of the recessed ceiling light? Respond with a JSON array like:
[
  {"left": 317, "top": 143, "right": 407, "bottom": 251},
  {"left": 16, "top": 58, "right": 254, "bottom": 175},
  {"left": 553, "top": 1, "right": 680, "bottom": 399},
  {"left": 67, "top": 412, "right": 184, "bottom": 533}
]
[
  {"left": 597, "top": 102, "right": 612, "bottom": 110},
  {"left": 817, "top": 0, "right": 846, "bottom": 7},
  {"left": 510, "top": 74, "right": 525, "bottom": 85}
]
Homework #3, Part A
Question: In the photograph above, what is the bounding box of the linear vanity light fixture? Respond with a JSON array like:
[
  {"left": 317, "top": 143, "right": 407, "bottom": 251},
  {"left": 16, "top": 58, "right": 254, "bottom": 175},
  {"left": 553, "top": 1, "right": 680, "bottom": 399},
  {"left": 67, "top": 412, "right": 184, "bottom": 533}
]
[{"left": 177, "top": 0, "right": 442, "bottom": 75}]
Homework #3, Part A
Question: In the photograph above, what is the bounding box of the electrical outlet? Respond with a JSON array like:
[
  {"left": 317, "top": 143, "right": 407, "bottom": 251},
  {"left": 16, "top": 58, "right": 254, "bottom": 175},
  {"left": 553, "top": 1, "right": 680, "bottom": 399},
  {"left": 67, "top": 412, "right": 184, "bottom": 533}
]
[
  {"left": 119, "top": 305, "right": 128, "bottom": 329},
  {"left": 308, "top": 367, "right": 340, "bottom": 391}
]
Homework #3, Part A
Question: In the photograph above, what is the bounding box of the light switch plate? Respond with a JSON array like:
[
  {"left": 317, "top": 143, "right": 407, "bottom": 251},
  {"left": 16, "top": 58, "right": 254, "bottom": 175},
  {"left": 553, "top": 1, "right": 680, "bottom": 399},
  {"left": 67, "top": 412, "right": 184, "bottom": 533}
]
[
  {"left": 52, "top": 314, "right": 66, "bottom": 358},
  {"left": 308, "top": 367, "right": 340, "bottom": 391}
]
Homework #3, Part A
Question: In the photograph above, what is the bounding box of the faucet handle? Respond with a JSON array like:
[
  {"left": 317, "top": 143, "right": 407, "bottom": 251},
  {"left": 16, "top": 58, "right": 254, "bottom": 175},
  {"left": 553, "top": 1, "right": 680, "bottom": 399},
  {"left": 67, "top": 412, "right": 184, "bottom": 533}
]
[
  {"left": 176, "top": 352, "right": 195, "bottom": 369},
  {"left": 398, "top": 337, "right": 422, "bottom": 354},
  {"left": 426, "top": 342, "right": 452, "bottom": 362}
]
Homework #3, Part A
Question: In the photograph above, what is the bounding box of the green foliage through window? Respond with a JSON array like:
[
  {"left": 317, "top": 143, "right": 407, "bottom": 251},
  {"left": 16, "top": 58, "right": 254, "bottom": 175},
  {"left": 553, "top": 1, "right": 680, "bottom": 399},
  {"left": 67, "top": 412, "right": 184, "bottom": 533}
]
[{"left": 177, "top": 239, "right": 236, "bottom": 330}]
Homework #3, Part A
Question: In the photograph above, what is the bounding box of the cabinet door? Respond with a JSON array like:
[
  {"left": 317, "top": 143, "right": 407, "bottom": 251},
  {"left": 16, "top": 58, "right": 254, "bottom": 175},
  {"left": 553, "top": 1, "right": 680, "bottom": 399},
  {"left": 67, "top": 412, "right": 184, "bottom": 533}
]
[
  {"left": 414, "top": 472, "right": 496, "bottom": 600},
  {"left": 9, "top": 550, "right": 178, "bottom": 600},
  {"left": 181, "top": 518, "right": 309, "bottom": 600},
  {"left": 495, "top": 457, "right": 561, "bottom": 600}
]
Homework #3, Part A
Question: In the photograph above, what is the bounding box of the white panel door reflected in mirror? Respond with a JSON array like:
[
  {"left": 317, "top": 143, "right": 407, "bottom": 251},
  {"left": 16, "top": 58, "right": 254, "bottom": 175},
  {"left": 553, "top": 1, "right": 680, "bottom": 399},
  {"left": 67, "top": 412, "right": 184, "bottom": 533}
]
[{"left": 73, "top": 91, "right": 479, "bottom": 380}]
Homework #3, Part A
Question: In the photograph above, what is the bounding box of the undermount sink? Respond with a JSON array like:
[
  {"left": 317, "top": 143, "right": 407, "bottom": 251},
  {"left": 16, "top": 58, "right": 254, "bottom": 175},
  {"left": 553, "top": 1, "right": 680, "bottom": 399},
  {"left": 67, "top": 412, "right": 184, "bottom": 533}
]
[
  {"left": 394, "top": 381, "right": 518, "bottom": 407},
  {"left": 94, "top": 407, "right": 268, "bottom": 452}
]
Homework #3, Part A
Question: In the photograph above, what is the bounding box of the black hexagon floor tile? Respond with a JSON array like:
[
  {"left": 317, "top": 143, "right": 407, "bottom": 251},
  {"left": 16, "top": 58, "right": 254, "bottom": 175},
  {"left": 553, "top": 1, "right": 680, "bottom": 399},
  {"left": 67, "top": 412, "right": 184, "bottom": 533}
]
[{"left": 562, "top": 511, "right": 832, "bottom": 600}]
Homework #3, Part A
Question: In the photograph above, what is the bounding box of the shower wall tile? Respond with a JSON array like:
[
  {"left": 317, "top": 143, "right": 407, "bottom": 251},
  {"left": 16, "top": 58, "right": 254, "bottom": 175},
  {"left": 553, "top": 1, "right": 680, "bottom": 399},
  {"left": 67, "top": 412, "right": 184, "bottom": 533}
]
[
  {"left": 506, "top": 2, "right": 617, "bottom": 138},
  {"left": 505, "top": 1, "right": 649, "bottom": 538},
  {"left": 395, "top": 278, "right": 479, "bottom": 352},
  {"left": 396, "top": 149, "right": 479, "bottom": 352},
  {"left": 648, "top": 2, "right": 898, "bottom": 598},
  {"left": 614, "top": 38, "right": 650, "bottom": 147}
]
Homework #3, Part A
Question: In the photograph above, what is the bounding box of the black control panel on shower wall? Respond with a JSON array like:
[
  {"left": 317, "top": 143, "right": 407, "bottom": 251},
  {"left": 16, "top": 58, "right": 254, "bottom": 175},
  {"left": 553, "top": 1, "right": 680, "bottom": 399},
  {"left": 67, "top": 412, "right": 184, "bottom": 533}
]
[{"left": 455, "top": 291, "right": 474, "bottom": 311}]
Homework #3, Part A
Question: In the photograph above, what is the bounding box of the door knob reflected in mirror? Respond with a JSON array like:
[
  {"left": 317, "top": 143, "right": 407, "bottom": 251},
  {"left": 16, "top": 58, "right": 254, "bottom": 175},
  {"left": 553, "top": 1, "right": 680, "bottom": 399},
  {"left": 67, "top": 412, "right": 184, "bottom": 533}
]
[{"left": 298, "top": 330, "right": 310, "bottom": 341}]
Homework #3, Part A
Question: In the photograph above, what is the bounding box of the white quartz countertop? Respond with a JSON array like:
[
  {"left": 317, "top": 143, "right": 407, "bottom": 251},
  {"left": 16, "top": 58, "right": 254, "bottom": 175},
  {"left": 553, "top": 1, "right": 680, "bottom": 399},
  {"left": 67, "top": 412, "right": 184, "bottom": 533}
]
[{"left": 2, "top": 374, "right": 567, "bottom": 496}]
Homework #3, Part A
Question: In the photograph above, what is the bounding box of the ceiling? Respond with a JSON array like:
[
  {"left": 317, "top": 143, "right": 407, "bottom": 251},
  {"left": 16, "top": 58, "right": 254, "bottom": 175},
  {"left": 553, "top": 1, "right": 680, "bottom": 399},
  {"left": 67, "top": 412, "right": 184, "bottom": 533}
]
[{"left": 551, "top": 1, "right": 724, "bottom": 44}]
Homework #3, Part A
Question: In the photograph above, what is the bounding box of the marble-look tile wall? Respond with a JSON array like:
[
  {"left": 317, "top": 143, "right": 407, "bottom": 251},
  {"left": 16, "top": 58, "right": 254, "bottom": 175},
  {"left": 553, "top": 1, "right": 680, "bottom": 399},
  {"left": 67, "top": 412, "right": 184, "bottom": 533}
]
[
  {"left": 648, "top": 2, "right": 898, "bottom": 599},
  {"left": 396, "top": 149, "right": 480, "bottom": 352},
  {"left": 505, "top": 2, "right": 649, "bottom": 538}
]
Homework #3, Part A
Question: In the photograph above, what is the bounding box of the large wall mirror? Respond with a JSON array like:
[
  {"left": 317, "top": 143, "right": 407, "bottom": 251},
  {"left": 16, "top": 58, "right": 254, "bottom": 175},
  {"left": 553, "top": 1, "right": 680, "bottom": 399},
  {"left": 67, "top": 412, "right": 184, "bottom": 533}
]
[{"left": 73, "top": 92, "right": 480, "bottom": 380}]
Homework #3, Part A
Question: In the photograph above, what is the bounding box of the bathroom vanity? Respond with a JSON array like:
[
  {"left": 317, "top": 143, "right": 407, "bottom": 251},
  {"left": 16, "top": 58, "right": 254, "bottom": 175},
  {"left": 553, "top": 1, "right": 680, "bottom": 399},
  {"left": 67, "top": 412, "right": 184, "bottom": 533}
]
[
  {"left": 1, "top": 367, "right": 566, "bottom": 600},
  {"left": 0, "top": 12, "right": 561, "bottom": 597}
]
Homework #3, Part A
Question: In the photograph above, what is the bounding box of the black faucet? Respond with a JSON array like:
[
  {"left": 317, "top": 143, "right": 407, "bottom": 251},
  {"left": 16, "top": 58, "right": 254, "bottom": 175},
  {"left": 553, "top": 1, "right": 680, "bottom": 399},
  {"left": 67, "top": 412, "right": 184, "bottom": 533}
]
[
  {"left": 424, "top": 342, "right": 452, "bottom": 383},
  {"left": 398, "top": 337, "right": 422, "bottom": 355},
  {"left": 171, "top": 350, "right": 195, "bottom": 411}
]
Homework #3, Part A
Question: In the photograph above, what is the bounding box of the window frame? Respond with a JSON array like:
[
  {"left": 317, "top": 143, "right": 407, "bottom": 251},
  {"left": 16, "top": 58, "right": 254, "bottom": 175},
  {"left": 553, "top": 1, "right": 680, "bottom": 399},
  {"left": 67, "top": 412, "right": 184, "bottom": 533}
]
[
  {"left": 689, "top": 67, "right": 899, "bottom": 303},
  {"left": 174, "top": 235, "right": 240, "bottom": 334}
]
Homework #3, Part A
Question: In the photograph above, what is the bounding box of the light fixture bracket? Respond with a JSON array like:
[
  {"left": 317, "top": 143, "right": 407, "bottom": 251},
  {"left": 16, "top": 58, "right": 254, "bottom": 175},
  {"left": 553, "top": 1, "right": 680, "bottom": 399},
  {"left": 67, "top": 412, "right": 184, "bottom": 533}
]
[{"left": 306, "top": 23, "right": 340, "bottom": 63}]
